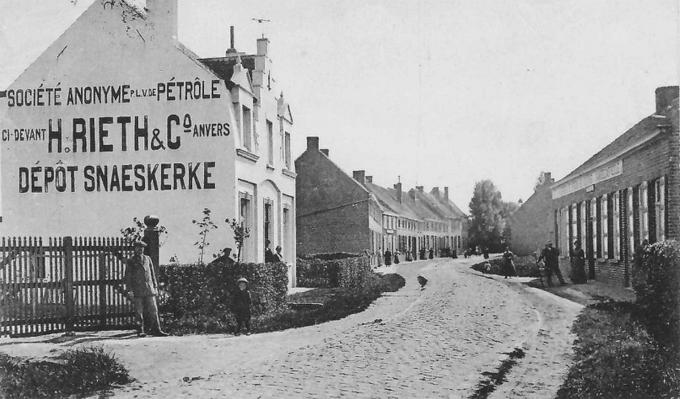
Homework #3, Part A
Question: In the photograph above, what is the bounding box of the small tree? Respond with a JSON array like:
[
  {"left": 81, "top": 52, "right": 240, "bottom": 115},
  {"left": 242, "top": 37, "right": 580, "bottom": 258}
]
[
  {"left": 193, "top": 208, "right": 218, "bottom": 265},
  {"left": 226, "top": 218, "right": 250, "bottom": 263}
]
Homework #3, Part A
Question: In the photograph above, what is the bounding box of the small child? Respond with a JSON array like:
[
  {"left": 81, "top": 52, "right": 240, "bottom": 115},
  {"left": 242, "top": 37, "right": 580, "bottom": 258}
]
[{"left": 233, "top": 277, "right": 252, "bottom": 336}]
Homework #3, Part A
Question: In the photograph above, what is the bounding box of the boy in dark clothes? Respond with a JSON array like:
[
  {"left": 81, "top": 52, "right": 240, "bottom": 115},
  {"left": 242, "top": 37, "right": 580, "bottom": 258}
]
[{"left": 233, "top": 277, "right": 252, "bottom": 336}]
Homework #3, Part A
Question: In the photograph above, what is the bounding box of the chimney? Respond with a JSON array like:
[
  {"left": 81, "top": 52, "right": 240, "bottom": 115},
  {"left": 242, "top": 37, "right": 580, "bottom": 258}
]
[
  {"left": 306, "top": 137, "right": 319, "bottom": 152},
  {"left": 409, "top": 189, "right": 417, "bottom": 200},
  {"left": 257, "top": 37, "right": 269, "bottom": 57},
  {"left": 655, "top": 86, "right": 679, "bottom": 114},
  {"left": 226, "top": 26, "right": 237, "bottom": 53},
  {"left": 147, "top": 0, "right": 178, "bottom": 41},
  {"left": 432, "top": 187, "right": 440, "bottom": 198},
  {"left": 416, "top": 185, "right": 424, "bottom": 192},
  {"left": 444, "top": 187, "right": 449, "bottom": 201},
  {"left": 320, "top": 149, "right": 329, "bottom": 157},
  {"left": 366, "top": 176, "right": 373, "bottom": 184},
  {"left": 394, "top": 182, "right": 403, "bottom": 203},
  {"left": 353, "top": 170, "right": 366, "bottom": 185}
]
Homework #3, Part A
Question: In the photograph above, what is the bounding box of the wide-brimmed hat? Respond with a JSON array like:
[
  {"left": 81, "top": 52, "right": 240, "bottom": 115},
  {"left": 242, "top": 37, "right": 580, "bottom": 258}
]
[
  {"left": 237, "top": 277, "right": 248, "bottom": 284},
  {"left": 133, "top": 240, "right": 147, "bottom": 247}
]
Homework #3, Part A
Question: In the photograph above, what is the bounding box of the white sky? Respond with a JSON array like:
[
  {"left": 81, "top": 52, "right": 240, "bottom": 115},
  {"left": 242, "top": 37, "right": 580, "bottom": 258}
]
[{"left": 1, "top": 0, "right": 678, "bottom": 209}]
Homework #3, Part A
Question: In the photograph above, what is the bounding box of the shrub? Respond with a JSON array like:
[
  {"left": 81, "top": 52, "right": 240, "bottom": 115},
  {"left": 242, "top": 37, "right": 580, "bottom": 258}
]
[
  {"left": 471, "top": 255, "right": 540, "bottom": 277},
  {"left": 296, "top": 256, "right": 374, "bottom": 289},
  {"left": 162, "top": 271, "right": 405, "bottom": 335},
  {"left": 0, "top": 346, "right": 131, "bottom": 398},
  {"left": 632, "top": 240, "right": 680, "bottom": 348},
  {"left": 557, "top": 301, "right": 680, "bottom": 399},
  {"left": 159, "top": 260, "right": 288, "bottom": 318}
]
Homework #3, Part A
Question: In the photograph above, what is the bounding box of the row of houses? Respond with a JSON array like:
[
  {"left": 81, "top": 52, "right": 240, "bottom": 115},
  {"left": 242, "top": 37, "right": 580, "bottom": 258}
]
[
  {"left": 511, "top": 86, "right": 680, "bottom": 288},
  {"left": 295, "top": 137, "right": 468, "bottom": 265}
]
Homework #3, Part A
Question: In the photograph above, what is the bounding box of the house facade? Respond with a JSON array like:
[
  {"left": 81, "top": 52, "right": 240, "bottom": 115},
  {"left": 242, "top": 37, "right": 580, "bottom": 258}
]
[
  {"left": 547, "top": 86, "right": 679, "bottom": 287},
  {"left": 295, "top": 137, "right": 383, "bottom": 265},
  {"left": 508, "top": 172, "right": 555, "bottom": 256},
  {"left": 0, "top": 0, "right": 297, "bottom": 284},
  {"left": 296, "top": 136, "right": 467, "bottom": 264}
]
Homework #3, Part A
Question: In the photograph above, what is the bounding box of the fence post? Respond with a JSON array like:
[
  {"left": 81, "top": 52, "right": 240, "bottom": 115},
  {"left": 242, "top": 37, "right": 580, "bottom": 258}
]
[
  {"left": 63, "top": 236, "right": 75, "bottom": 334},
  {"left": 143, "top": 215, "right": 160, "bottom": 277},
  {"left": 99, "top": 249, "right": 107, "bottom": 328}
]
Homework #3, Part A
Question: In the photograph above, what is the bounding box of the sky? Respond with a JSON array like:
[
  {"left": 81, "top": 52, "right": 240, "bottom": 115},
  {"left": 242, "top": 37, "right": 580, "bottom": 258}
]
[{"left": 0, "top": 0, "right": 678, "bottom": 210}]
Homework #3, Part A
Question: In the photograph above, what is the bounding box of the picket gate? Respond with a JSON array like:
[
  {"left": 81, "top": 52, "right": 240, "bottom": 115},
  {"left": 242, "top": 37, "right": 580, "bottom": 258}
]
[{"left": 0, "top": 236, "right": 136, "bottom": 337}]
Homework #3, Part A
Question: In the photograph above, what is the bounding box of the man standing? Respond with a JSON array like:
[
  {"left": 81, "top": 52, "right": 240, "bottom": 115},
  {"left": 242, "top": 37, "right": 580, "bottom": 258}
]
[
  {"left": 538, "top": 241, "right": 566, "bottom": 287},
  {"left": 123, "top": 241, "right": 168, "bottom": 337}
]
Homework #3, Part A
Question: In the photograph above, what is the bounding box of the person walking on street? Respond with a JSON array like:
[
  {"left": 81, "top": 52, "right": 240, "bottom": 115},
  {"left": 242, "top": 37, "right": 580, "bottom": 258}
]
[
  {"left": 570, "top": 240, "right": 587, "bottom": 284},
  {"left": 233, "top": 277, "right": 252, "bottom": 336},
  {"left": 123, "top": 241, "right": 168, "bottom": 337},
  {"left": 538, "top": 241, "right": 566, "bottom": 287},
  {"left": 502, "top": 246, "right": 516, "bottom": 279}
]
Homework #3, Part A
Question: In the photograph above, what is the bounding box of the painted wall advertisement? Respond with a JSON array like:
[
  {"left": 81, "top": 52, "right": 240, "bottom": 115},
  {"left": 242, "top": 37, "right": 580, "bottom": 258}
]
[{"left": 2, "top": 79, "right": 230, "bottom": 195}]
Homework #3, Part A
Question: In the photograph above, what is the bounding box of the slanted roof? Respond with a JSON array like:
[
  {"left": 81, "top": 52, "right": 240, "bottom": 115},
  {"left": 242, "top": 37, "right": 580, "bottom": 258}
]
[
  {"left": 199, "top": 55, "right": 257, "bottom": 91},
  {"left": 364, "top": 183, "right": 420, "bottom": 220},
  {"left": 404, "top": 190, "right": 441, "bottom": 221},
  {"left": 555, "top": 113, "right": 670, "bottom": 185}
]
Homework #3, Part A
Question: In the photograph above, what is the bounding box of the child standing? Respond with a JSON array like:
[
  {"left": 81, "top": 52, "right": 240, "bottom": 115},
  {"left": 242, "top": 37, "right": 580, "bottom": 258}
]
[{"left": 233, "top": 277, "right": 252, "bottom": 336}]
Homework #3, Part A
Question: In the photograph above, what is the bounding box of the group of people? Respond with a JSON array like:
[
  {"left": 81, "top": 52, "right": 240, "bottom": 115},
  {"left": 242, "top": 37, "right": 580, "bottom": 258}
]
[
  {"left": 120, "top": 240, "right": 255, "bottom": 337},
  {"left": 264, "top": 240, "right": 284, "bottom": 263},
  {"left": 497, "top": 240, "right": 570, "bottom": 286}
]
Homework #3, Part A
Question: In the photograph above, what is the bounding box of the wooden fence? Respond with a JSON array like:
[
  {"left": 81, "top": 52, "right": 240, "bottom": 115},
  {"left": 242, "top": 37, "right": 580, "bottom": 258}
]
[{"left": 0, "top": 236, "right": 136, "bottom": 337}]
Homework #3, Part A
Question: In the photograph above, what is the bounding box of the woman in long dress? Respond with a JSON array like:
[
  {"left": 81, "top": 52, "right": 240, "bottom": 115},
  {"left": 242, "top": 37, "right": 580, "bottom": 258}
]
[{"left": 502, "top": 246, "right": 516, "bottom": 279}]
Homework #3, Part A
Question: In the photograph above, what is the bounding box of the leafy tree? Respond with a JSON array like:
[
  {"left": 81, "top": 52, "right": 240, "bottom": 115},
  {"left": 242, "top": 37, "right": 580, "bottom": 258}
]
[{"left": 468, "top": 180, "right": 518, "bottom": 252}]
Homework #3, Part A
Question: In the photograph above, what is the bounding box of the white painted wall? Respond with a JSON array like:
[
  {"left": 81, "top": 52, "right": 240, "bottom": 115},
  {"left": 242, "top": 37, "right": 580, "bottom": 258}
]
[{"left": 0, "top": 1, "right": 237, "bottom": 264}]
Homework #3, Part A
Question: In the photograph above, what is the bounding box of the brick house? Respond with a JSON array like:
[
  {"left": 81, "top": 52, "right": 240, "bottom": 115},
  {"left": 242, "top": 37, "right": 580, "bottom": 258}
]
[
  {"left": 295, "top": 137, "right": 383, "bottom": 264},
  {"left": 550, "top": 86, "right": 679, "bottom": 287},
  {"left": 508, "top": 172, "right": 555, "bottom": 256},
  {"left": 296, "top": 136, "right": 468, "bottom": 264}
]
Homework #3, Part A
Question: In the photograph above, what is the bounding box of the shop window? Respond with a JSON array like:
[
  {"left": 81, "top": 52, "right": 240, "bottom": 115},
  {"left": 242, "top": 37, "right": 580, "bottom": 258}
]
[
  {"left": 628, "top": 188, "right": 635, "bottom": 258},
  {"left": 590, "top": 198, "right": 597, "bottom": 259},
  {"left": 655, "top": 177, "right": 666, "bottom": 242},
  {"left": 595, "top": 197, "right": 602, "bottom": 258},
  {"left": 641, "top": 182, "right": 649, "bottom": 241},
  {"left": 602, "top": 195, "right": 609, "bottom": 259},
  {"left": 613, "top": 191, "right": 620, "bottom": 259}
]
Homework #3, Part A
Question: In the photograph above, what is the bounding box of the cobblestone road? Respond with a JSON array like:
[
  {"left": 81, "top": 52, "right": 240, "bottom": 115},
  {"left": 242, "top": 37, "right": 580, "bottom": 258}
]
[{"left": 1, "top": 257, "right": 582, "bottom": 398}]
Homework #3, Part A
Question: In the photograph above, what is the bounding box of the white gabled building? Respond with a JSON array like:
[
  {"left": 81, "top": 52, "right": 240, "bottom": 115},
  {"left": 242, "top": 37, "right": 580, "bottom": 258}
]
[{"left": 0, "top": 0, "right": 297, "bottom": 285}]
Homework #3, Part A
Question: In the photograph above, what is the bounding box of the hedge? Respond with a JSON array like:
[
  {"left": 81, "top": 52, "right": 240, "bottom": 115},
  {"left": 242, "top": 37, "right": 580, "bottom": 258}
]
[
  {"left": 158, "top": 259, "right": 288, "bottom": 318},
  {"left": 471, "top": 255, "right": 540, "bottom": 277},
  {"left": 296, "top": 256, "right": 374, "bottom": 289},
  {"left": 632, "top": 240, "right": 680, "bottom": 348},
  {"left": 557, "top": 301, "right": 680, "bottom": 398}
]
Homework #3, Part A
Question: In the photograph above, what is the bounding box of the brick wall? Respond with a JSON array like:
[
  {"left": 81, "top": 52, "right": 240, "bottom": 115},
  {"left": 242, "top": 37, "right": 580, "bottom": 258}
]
[
  {"left": 297, "top": 201, "right": 370, "bottom": 255},
  {"left": 552, "top": 132, "right": 671, "bottom": 287},
  {"left": 295, "top": 141, "right": 374, "bottom": 256}
]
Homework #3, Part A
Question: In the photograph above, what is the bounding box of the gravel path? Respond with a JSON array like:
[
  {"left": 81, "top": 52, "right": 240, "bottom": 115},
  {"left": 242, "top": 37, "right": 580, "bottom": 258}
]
[{"left": 0, "top": 257, "right": 582, "bottom": 398}]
